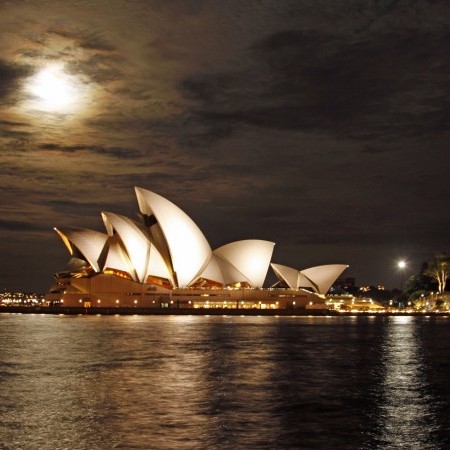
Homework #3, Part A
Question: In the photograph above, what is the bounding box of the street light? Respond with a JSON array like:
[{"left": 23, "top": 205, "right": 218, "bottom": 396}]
[{"left": 398, "top": 260, "right": 406, "bottom": 291}]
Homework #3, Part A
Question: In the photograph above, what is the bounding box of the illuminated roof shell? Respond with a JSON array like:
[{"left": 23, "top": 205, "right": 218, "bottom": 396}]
[
  {"left": 197, "top": 253, "right": 251, "bottom": 286},
  {"left": 101, "top": 211, "right": 173, "bottom": 284},
  {"left": 213, "top": 240, "right": 275, "bottom": 288},
  {"left": 271, "top": 263, "right": 348, "bottom": 294},
  {"left": 103, "top": 235, "right": 135, "bottom": 276},
  {"left": 196, "top": 254, "right": 225, "bottom": 285},
  {"left": 53, "top": 188, "right": 348, "bottom": 293},
  {"left": 146, "top": 243, "right": 175, "bottom": 285},
  {"left": 300, "top": 264, "right": 348, "bottom": 295},
  {"left": 102, "top": 212, "right": 150, "bottom": 282},
  {"left": 55, "top": 227, "right": 107, "bottom": 272},
  {"left": 271, "top": 263, "right": 316, "bottom": 291},
  {"left": 135, "top": 187, "right": 212, "bottom": 287}
]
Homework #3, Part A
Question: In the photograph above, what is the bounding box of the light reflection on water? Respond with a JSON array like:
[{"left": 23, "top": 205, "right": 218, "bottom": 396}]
[
  {"left": 375, "top": 316, "right": 441, "bottom": 449},
  {"left": 1, "top": 314, "right": 450, "bottom": 449}
]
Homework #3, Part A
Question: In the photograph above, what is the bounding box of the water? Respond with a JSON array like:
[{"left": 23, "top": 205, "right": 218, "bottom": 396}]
[{"left": 1, "top": 314, "right": 450, "bottom": 449}]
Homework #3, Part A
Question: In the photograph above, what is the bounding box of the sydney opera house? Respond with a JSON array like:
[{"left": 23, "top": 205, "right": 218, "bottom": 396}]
[{"left": 46, "top": 187, "right": 348, "bottom": 310}]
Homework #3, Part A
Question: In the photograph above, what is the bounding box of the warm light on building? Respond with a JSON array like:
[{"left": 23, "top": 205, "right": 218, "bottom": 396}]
[{"left": 44, "top": 188, "right": 349, "bottom": 310}]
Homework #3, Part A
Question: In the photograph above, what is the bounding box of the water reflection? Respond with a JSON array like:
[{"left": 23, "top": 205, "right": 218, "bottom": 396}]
[
  {"left": 1, "top": 315, "right": 450, "bottom": 449},
  {"left": 376, "top": 316, "right": 440, "bottom": 449}
]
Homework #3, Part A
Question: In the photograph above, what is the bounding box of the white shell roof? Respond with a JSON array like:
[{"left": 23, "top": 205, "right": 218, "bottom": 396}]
[
  {"left": 271, "top": 263, "right": 298, "bottom": 289},
  {"left": 213, "top": 240, "right": 275, "bottom": 288},
  {"left": 197, "top": 255, "right": 225, "bottom": 285},
  {"left": 198, "top": 254, "right": 251, "bottom": 286},
  {"left": 271, "top": 263, "right": 316, "bottom": 291},
  {"left": 135, "top": 187, "right": 212, "bottom": 287},
  {"left": 300, "top": 264, "right": 348, "bottom": 295},
  {"left": 271, "top": 263, "right": 348, "bottom": 294},
  {"left": 216, "top": 256, "right": 251, "bottom": 286},
  {"left": 55, "top": 227, "right": 107, "bottom": 272},
  {"left": 103, "top": 236, "right": 134, "bottom": 275},
  {"left": 54, "top": 188, "right": 347, "bottom": 293},
  {"left": 146, "top": 244, "right": 175, "bottom": 285},
  {"left": 102, "top": 212, "right": 150, "bottom": 282},
  {"left": 101, "top": 211, "right": 173, "bottom": 284}
]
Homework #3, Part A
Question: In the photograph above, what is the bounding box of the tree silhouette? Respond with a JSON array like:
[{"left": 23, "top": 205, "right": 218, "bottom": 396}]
[{"left": 424, "top": 253, "right": 449, "bottom": 294}]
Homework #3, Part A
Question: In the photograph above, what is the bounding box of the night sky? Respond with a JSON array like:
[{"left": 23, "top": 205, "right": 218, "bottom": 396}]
[{"left": 1, "top": 0, "right": 449, "bottom": 293}]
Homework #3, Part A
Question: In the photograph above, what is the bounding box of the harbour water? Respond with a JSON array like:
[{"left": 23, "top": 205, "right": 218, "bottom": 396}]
[{"left": 1, "top": 314, "right": 450, "bottom": 449}]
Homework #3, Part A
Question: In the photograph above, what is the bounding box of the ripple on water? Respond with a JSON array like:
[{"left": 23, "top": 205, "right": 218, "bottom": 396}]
[{"left": 1, "top": 315, "right": 450, "bottom": 449}]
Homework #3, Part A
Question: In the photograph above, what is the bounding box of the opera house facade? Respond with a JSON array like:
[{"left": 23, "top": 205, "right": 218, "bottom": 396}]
[{"left": 46, "top": 187, "right": 348, "bottom": 310}]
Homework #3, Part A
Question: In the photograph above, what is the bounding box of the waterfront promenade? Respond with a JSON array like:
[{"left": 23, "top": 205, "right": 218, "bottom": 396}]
[{"left": 1, "top": 305, "right": 449, "bottom": 316}]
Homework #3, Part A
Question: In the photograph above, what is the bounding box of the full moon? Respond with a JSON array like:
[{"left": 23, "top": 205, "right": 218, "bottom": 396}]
[{"left": 26, "top": 64, "right": 84, "bottom": 112}]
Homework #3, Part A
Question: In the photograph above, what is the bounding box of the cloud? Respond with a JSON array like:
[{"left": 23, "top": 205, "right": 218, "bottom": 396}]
[
  {"left": 0, "top": 118, "right": 32, "bottom": 141},
  {"left": 0, "top": 59, "right": 33, "bottom": 105},
  {"left": 15, "top": 25, "right": 122, "bottom": 87},
  {"left": 0, "top": 119, "right": 29, "bottom": 127},
  {"left": 179, "top": 26, "right": 450, "bottom": 143},
  {"left": 38, "top": 143, "right": 142, "bottom": 159},
  {"left": 45, "top": 199, "right": 116, "bottom": 217},
  {"left": 0, "top": 219, "right": 47, "bottom": 233},
  {"left": 42, "top": 27, "right": 117, "bottom": 53},
  {"left": 76, "top": 30, "right": 117, "bottom": 53},
  {"left": 0, "top": 0, "right": 448, "bottom": 292},
  {"left": 66, "top": 54, "right": 123, "bottom": 84}
]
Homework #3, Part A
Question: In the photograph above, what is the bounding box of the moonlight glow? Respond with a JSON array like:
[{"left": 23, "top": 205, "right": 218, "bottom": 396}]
[{"left": 26, "top": 64, "right": 84, "bottom": 112}]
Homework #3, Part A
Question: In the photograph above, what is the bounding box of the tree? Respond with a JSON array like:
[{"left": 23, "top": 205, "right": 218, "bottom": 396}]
[
  {"left": 404, "top": 271, "right": 433, "bottom": 296},
  {"left": 424, "top": 253, "right": 450, "bottom": 295}
]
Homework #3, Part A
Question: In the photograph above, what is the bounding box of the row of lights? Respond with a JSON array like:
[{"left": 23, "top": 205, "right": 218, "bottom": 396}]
[
  {"left": 73, "top": 298, "right": 296, "bottom": 308},
  {"left": 78, "top": 299, "right": 141, "bottom": 305}
]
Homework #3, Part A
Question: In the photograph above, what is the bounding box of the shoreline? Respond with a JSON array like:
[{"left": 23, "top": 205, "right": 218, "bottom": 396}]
[{"left": 1, "top": 305, "right": 449, "bottom": 317}]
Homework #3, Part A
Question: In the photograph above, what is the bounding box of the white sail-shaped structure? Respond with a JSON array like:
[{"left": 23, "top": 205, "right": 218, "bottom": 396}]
[
  {"left": 101, "top": 212, "right": 150, "bottom": 282},
  {"left": 135, "top": 187, "right": 212, "bottom": 287},
  {"left": 103, "top": 235, "right": 135, "bottom": 276},
  {"left": 52, "top": 187, "right": 348, "bottom": 303},
  {"left": 271, "top": 263, "right": 317, "bottom": 291},
  {"left": 271, "top": 263, "right": 348, "bottom": 294},
  {"left": 300, "top": 264, "right": 348, "bottom": 295},
  {"left": 54, "top": 227, "right": 107, "bottom": 272},
  {"left": 214, "top": 240, "right": 275, "bottom": 288}
]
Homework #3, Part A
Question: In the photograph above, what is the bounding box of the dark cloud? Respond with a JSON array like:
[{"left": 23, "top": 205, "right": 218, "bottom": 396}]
[
  {"left": 45, "top": 27, "right": 117, "bottom": 53},
  {"left": 362, "top": 144, "right": 396, "bottom": 154},
  {"left": 45, "top": 199, "right": 116, "bottom": 217},
  {"left": 0, "top": 219, "right": 47, "bottom": 232},
  {"left": 109, "top": 169, "right": 207, "bottom": 193},
  {"left": 0, "top": 119, "right": 29, "bottom": 127},
  {"left": 0, "top": 118, "right": 32, "bottom": 141},
  {"left": 17, "top": 27, "right": 121, "bottom": 84},
  {"left": 0, "top": 59, "right": 33, "bottom": 105},
  {"left": 1, "top": 0, "right": 449, "bottom": 292},
  {"left": 181, "top": 73, "right": 236, "bottom": 104},
  {"left": 39, "top": 143, "right": 142, "bottom": 159},
  {"left": 77, "top": 31, "right": 117, "bottom": 52},
  {"left": 180, "top": 28, "right": 450, "bottom": 142},
  {"left": 66, "top": 54, "right": 123, "bottom": 83}
]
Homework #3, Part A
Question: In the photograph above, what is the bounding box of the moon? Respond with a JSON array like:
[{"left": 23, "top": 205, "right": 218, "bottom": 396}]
[{"left": 26, "top": 64, "right": 84, "bottom": 112}]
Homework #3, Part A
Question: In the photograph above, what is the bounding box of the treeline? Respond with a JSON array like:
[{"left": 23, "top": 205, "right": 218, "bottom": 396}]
[{"left": 403, "top": 253, "right": 449, "bottom": 303}]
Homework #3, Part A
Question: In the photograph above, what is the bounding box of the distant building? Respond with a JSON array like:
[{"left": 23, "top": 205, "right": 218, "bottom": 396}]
[
  {"left": 46, "top": 188, "right": 348, "bottom": 309},
  {"left": 0, "top": 291, "right": 45, "bottom": 305},
  {"left": 326, "top": 295, "right": 385, "bottom": 312},
  {"left": 334, "top": 277, "right": 356, "bottom": 290}
]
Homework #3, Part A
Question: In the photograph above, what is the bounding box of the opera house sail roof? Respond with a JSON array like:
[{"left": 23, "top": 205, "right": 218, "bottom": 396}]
[
  {"left": 50, "top": 187, "right": 348, "bottom": 305},
  {"left": 270, "top": 263, "right": 348, "bottom": 295}
]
